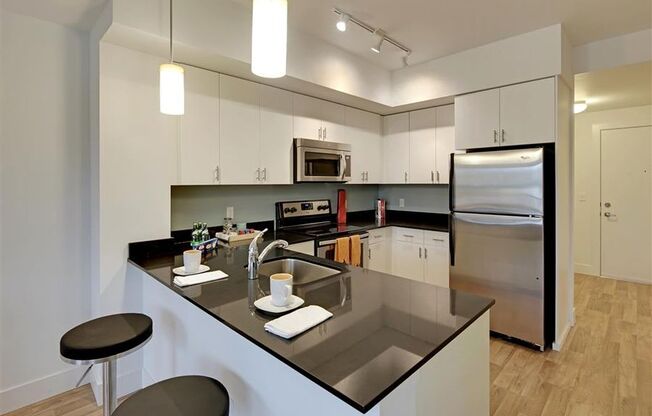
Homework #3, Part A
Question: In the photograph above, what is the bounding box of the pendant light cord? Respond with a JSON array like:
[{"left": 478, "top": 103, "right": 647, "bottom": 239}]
[{"left": 169, "top": 0, "right": 174, "bottom": 63}]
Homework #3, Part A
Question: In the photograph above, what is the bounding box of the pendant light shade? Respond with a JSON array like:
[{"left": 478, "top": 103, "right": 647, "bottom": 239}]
[
  {"left": 251, "top": 0, "right": 287, "bottom": 78},
  {"left": 160, "top": 0, "right": 184, "bottom": 115},
  {"left": 160, "top": 63, "right": 185, "bottom": 115}
]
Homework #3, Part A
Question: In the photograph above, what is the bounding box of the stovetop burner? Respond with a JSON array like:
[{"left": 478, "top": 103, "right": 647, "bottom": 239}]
[{"left": 301, "top": 224, "right": 364, "bottom": 238}]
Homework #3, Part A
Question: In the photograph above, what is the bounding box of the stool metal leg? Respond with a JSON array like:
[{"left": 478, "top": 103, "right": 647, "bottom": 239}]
[{"left": 102, "top": 359, "right": 117, "bottom": 416}]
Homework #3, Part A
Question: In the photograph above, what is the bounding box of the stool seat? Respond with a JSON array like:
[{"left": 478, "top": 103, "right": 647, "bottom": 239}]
[
  {"left": 113, "top": 376, "right": 229, "bottom": 416},
  {"left": 60, "top": 313, "right": 152, "bottom": 363}
]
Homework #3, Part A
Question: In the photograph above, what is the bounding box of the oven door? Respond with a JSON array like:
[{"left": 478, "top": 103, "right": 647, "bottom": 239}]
[
  {"left": 317, "top": 234, "right": 369, "bottom": 267},
  {"left": 295, "top": 146, "right": 351, "bottom": 182}
]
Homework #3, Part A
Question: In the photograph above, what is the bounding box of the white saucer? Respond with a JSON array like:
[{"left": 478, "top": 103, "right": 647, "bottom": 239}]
[
  {"left": 173, "top": 264, "right": 210, "bottom": 276},
  {"left": 254, "top": 295, "right": 305, "bottom": 314}
]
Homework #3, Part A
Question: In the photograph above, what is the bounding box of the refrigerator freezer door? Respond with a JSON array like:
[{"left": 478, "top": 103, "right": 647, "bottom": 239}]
[
  {"left": 450, "top": 212, "right": 544, "bottom": 346},
  {"left": 452, "top": 148, "right": 544, "bottom": 216}
]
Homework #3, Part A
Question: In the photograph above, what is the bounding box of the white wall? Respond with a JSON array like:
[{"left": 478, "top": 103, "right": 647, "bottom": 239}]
[
  {"left": 573, "top": 29, "right": 652, "bottom": 75},
  {"left": 573, "top": 105, "right": 652, "bottom": 276},
  {"left": 0, "top": 10, "right": 91, "bottom": 413}
]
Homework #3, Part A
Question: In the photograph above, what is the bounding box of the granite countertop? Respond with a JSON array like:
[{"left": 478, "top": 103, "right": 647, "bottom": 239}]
[
  {"left": 128, "top": 236, "right": 493, "bottom": 413},
  {"left": 345, "top": 210, "right": 449, "bottom": 233}
]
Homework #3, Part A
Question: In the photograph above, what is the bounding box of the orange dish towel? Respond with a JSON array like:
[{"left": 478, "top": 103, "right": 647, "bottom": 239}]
[
  {"left": 334, "top": 237, "right": 350, "bottom": 264},
  {"left": 349, "top": 234, "right": 361, "bottom": 267}
]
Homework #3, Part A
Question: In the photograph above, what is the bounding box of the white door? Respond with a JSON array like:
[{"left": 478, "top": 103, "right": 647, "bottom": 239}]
[
  {"left": 344, "top": 108, "right": 382, "bottom": 184},
  {"left": 454, "top": 89, "right": 500, "bottom": 150},
  {"left": 409, "top": 108, "right": 436, "bottom": 184},
  {"left": 391, "top": 241, "right": 423, "bottom": 281},
  {"left": 383, "top": 113, "right": 410, "bottom": 184},
  {"left": 368, "top": 241, "right": 389, "bottom": 273},
  {"left": 600, "top": 126, "right": 652, "bottom": 284},
  {"left": 435, "top": 105, "right": 455, "bottom": 184},
  {"left": 499, "top": 78, "right": 556, "bottom": 146},
  {"left": 293, "top": 94, "right": 322, "bottom": 139},
  {"left": 219, "top": 75, "right": 260, "bottom": 184},
  {"left": 178, "top": 66, "right": 220, "bottom": 184},
  {"left": 321, "top": 101, "right": 347, "bottom": 141},
  {"left": 259, "top": 84, "right": 293, "bottom": 184},
  {"left": 424, "top": 236, "right": 450, "bottom": 288}
]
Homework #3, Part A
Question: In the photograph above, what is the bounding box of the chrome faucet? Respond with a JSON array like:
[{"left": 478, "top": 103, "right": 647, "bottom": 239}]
[{"left": 247, "top": 228, "right": 288, "bottom": 280}]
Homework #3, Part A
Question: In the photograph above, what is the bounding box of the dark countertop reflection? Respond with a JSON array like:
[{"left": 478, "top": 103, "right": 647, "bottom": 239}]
[{"left": 128, "top": 238, "right": 492, "bottom": 414}]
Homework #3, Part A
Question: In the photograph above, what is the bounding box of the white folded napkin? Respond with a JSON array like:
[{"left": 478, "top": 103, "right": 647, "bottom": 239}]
[
  {"left": 264, "top": 305, "right": 333, "bottom": 339},
  {"left": 173, "top": 270, "right": 228, "bottom": 287}
]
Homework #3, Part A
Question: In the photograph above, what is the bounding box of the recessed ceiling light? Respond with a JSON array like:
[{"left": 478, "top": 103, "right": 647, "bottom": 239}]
[
  {"left": 336, "top": 13, "right": 350, "bottom": 32},
  {"left": 574, "top": 101, "right": 588, "bottom": 114}
]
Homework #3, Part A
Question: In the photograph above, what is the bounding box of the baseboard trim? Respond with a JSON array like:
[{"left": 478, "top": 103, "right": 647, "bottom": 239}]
[
  {"left": 600, "top": 274, "right": 651, "bottom": 285},
  {"left": 89, "top": 368, "right": 143, "bottom": 406},
  {"left": 0, "top": 366, "right": 86, "bottom": 414},
  {"left": 574, "top": 263, "right": 596, "bottom": 276},
  {"left": 552, "top": 321, "right": 572, "bottom": 351}
]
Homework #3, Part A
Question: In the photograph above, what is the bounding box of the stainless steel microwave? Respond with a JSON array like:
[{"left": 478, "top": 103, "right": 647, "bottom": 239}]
[{"left": 294, "top": 138, "right": 351, "bottom": 183}]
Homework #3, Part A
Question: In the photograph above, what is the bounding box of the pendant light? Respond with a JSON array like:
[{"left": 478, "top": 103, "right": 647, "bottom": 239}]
[
  {"left": 251, "top": 0, "right": 287, "bottom": 78},
  {"left": 160, "top": 0, "right": 184, "bottom": 115}
]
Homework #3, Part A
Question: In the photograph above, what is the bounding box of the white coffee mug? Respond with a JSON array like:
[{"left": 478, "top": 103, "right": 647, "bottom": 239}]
[
  {"left": 270, "top": 273, "right": 293, "bottom": 307},
  {"left": 183, "top": 249, "right": 202, "bottom": 273}
]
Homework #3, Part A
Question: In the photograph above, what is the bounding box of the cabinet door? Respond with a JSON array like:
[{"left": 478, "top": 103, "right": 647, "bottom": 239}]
[
  {"left": 293, "top": 94, "right": 322, "bottom": 139},
  {"left": 368, "top": 241, "right": 389, "bottom": 273},
  {"left": 259, "top": 84, "right": 293, "bottom": 184},
  {"left": 409, "top": 108, "right": 436, "bottom": 184},
  {"left": 178, "top": 66, "right": 220, "bottom": 184},
  {"left": 499, "top": 78, "right": 556, "bottom": 146},
  {"left": 219, "top": 75, "right": 260, "bottom": 184},
  {"left": 434, "top": 104, "right": 455, "bottom": 184},
  {"left": 391, "top": 241, "right": 423, "bottom": 281},
  {"left": 321, "top": 100, "right": 347, "bottom": 142},
  {"left": 454, "top": 89, "right": 500, "bottom": 150},
  {"left": 344, "top": 108, "right": 382, "bottom": 184},
  {"left": 382, "top": 113, "right": 410, "bottom": 184},
  {"left": 423, "top": 238, "right": 449, "bottom": 287}
]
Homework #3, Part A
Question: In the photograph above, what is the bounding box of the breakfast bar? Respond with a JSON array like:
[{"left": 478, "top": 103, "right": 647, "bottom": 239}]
[{"left": 128, "top": 237, "right": 494, "bottom": 416}]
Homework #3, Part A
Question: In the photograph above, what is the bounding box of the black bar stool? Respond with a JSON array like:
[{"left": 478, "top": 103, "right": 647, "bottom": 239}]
[
  {"left": 112, "top": 375, "right": 229, "bottom": 416},
  {"left": 60, "top": 313, "right": 153, "bottom": 416}
]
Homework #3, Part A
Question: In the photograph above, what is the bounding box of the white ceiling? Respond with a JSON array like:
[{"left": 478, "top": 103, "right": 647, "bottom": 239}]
[
  {"left": 0, "top": 0, "right": 107, "bottom": 31},
  {"left": 575, "top": 61, "right": 652, "bottom": 112},
  {"left": 279, "top": 0, "right": 652, "bottom": 70}
]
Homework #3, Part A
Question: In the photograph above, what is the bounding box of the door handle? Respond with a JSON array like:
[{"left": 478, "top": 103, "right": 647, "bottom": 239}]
[{"left": 604, "top": 212, "right": 615, "bottom": 218}]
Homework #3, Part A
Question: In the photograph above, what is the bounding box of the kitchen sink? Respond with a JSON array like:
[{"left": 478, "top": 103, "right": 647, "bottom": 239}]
[{"left": 258, "top": 258, "right": 341, "bottom": 285}]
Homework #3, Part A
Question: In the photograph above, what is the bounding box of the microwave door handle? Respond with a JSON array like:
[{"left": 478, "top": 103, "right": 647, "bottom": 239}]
[{"left": 341, "top": 154, "right": 347, "bottom": 181}]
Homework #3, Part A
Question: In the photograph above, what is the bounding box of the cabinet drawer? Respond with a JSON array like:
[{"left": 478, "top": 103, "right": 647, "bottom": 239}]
[
  {"left": 392, "top": 227, "right": 424, "bottom": 243},
  {"left": 368, "top": 227, "right": 390, "bottom": 242},
  {"left": 424, "top": 231, "right": 448, "bottom": 247}
]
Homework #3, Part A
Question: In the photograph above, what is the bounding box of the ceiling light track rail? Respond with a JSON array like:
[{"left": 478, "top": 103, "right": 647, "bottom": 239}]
[{"left": 332, "top": 8, "right": 411, "bottom": 55}]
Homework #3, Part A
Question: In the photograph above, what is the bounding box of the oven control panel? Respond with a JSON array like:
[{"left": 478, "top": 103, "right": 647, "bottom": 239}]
[{"left": 278, "top": 200, "right": 331, "bottom": 218}]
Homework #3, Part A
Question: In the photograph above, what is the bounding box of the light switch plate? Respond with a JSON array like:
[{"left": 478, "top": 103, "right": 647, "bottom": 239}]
[{"left": 399, "top": 198, "right": 405, "bottom": 208}]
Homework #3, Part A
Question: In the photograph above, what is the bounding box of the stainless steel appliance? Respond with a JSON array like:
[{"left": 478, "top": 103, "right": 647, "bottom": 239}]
[
  {"left": 275, "top": 199, "right": 369, "bottom": 267},
  {"left": 294, "top": 138, "right": 351, "bottom": 183},
  {"left": 449, "top": 147, "right": 554, "bottom": 350}
]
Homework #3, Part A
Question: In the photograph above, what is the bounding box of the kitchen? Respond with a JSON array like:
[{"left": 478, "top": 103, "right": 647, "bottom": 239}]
[{"left": 1, "top": 0, "right": 650, "bottom": 416}]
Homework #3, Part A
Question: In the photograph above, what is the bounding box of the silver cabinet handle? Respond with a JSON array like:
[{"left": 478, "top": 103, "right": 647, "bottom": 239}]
[
  {"left": 262, "top": 168, "right": 267, "bottom": 181},
  {"left": 318, "top": 127, "right": 322, "bottom": 140},
  {"left": 436, "top": 170, "right": 440, "bottom": 183},
  {"left": 214, "top": 165, "right": 220, "bottom": 182},
  {"left": 403, "top": 234, "right": 414, "bottom": 238},
  {"left": 365, "top": 171, "right": 368, "bottom": 182},
  {"left": 501, "top": 129, "right": 505, "bottom": 143},
  {"left": 432, "top": 238, "right": 445, "bottom": 242},
  {"left": 404, "top": 171, "right": 408, "bottom": 183},
  {"left": 361, "top": 172, "right": 365, "bottom": 181},
  {"left": 424, "top": 248, "right": 428, "bottom": 259},
  {"left": 431, "top": 170, "right": 434, "bottom": 183},
  {"left": 256, "top": 168, "right": 261, "bottom": 181},
  {"left": 368, "top": 248, "right": 371, "bottom": 259},
  {"left": 323, "top": 127, "right": 327, "bottom": 139},
  {"left": 493, "top": 130, "right": 498, "bottom": 143},
  {"left": 419, "top": 247, "right": 422, "bottom": 258},
  {"left": 604, "top": 212, "right": 614, "bottom": 217},
  {"left": 604, "top": 202, "right": 611, "bottom": 207}
]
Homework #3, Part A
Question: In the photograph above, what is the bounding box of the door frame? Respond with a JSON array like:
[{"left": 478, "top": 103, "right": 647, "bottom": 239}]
[{"left": 596, "top": 122, "right": 652, "bottom": 283}]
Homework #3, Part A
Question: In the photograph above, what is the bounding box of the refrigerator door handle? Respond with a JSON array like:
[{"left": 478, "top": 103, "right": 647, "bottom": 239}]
[
  {"left": 449, "top": 213, "right": 455, "bottom": 266},
  {"left": 449, "top": 153, "right": 455, "bottom": 211}
]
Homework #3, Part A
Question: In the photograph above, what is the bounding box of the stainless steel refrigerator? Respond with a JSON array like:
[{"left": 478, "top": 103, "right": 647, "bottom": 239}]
[{"left": 449, "top": 147, "right": 554, "bottom": 350}]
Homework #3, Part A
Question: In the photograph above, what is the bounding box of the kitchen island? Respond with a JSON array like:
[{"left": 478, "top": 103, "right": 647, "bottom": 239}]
[{"left": 128, "top": 236, "right": 493, "bottom": 416}]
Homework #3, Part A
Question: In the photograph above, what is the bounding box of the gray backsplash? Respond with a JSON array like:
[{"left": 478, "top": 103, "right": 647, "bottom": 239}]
[{"left": 171, "top": 183, "right": 449, "bottom": 231}]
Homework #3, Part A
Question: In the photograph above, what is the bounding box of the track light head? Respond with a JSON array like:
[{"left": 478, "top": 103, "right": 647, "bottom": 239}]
[
  {"left": 371, "top": 29, "right": 385, "bottom": 53},
  {"left": 336, "top": 13, "right": 350, "bottom": 32}
]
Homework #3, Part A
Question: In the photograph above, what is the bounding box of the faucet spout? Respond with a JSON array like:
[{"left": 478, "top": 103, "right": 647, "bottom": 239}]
[{"left": 247, "top": 228, "right": 288, "bottom": 279}]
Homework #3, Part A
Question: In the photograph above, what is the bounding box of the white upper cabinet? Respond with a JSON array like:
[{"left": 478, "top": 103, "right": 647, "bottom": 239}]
[
  {"left": 344, "top": 107, "right": 382, "bottom": 184},
  {"left": 409, "top": 108, "right": 436, "bottom": 184},
  {"left": 383, "top": 113, "right": 410, "bottom": 184},
  {"left": 455, "top": 77, "right": 556, "bottom": 150},
  {"left": 178, "top": 66, "right": 220, "bottom": 185},
  {"left": 259, "top": 84, "right": 293, "bottom": 184},
  {"left": 455, "top": 89, "right": 500, "bottom": 150},
  {"left": 434, "top": 105, "right": 455, "bottom": 184},
  {"left": 321, "top": 101, "right": 347, "bottom": 141},
  {"left": 499, "top": 77, "right": 555, "bottom": 146},
  {"left": 219, "top": 75, "right": 260, "bottom": 184},
  {"left": 293, "top": 94, "right": 323, "bottom": 139}
]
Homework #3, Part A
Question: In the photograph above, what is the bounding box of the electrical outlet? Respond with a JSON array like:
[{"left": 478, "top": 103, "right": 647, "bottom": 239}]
[{"left": 399, "top": 198, "right": 405, "bottom": 208}]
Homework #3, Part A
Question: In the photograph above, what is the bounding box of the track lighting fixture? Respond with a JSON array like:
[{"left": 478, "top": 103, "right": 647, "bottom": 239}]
[
  {"left": 336, "top": 13, "right": 350, "bottom": 32},
  {"left": 371, "top": 29, "right": 385, "bottom": 53}
]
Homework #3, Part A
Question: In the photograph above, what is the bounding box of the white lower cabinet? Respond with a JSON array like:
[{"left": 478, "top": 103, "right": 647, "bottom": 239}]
[
  {"left": 391, "top": 241, "right": 423, "bottom": 281},
  {"left": 368, "top": 241, "right": 389, "bottom": 273},
  {"left": 424, "top": 231, "right": 450, "bottom": 287}
]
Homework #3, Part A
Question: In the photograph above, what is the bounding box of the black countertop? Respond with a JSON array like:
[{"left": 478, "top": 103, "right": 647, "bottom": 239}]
[{"left": 128, "top": 234, "right": 493, "bottom": 413}]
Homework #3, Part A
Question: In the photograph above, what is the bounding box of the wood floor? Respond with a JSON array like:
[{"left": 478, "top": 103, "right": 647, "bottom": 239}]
[{"left": 4, "top": 274, "right": 651, "bottom": 416}]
